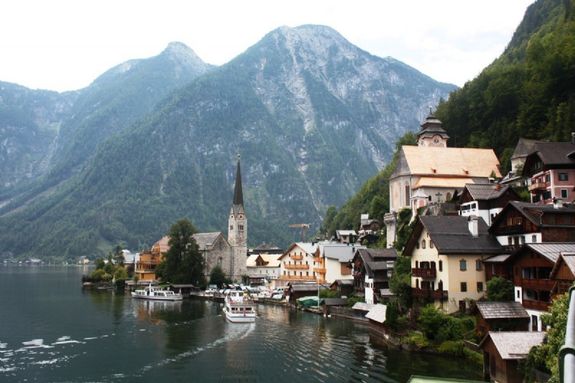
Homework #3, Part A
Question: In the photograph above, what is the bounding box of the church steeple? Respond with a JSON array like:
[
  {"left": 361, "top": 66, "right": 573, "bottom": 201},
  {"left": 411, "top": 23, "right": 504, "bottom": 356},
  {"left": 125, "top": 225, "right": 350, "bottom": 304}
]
[
  {"left": 228, "top": 154, "right": 247, "bottom": 281},
  {"left": 233, "top": 154, "right": 243, "bottom": 206}
]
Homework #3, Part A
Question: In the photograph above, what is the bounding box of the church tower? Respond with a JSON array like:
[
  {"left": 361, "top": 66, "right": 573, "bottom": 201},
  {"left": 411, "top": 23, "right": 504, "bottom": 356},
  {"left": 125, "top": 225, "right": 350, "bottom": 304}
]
[
  {"left": 228, "top": 155, "right": 247, "bottom": 281},
  {"left": 417, "top": 113, "right": 449, "bottom": 147}
]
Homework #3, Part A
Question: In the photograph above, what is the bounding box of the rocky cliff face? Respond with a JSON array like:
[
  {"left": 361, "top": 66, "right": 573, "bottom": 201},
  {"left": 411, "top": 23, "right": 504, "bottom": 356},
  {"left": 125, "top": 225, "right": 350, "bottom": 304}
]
[{"left": 0, "top": 25, "right": 456, "bottom": 259}]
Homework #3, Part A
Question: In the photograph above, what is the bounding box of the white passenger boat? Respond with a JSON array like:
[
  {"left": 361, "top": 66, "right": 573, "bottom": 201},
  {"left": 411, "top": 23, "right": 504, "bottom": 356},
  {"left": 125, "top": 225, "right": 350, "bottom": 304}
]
[
  {"left": 223, "top": 290, "right": 257, "bottom": 323},
  {"left": 131, "top": 284, "right": 183, "bottom": 301}
]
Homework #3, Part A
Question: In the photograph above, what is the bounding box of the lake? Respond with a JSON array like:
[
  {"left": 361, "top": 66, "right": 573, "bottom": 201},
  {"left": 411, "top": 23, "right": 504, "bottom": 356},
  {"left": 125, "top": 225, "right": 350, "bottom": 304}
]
[{"left": 0, "top": 265, "right": 483, "bottom": 382}]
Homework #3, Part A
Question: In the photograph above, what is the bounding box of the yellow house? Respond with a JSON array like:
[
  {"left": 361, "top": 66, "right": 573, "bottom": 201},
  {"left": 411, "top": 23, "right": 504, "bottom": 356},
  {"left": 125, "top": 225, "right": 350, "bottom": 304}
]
[{"left": 404, "top": 215, "right": 504, "bottom": 313}]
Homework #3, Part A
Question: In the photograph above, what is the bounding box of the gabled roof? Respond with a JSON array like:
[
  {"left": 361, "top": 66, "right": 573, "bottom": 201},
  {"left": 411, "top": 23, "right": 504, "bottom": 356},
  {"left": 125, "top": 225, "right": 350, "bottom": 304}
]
[
  {"left": 246, "top": 253, "right": 282, "bottom": 268},
  {"left": 321, "top": 243, "right": 365, "bottom": 263},
  {"left": 511, "top": 138, "right": 543, "bottom": 160},
  {"left": 279, "top": 242, "right": 318, "bottom": 260},
  {"left": 490, "top": 201, "right": 575, "bottom": 230},
  {"left": 513, "top": 243, "right": 575, "bottom": 264},
  {"left": 480, "top": 332, "right": 545, "bottom": 360},
  {"left": 405, "top": 216, "right": 503, "bottom": 256},
  {"left": 354, "top": 248, "right": 398, "bottom": 277},
  {"left": 398, "top": 146, "right": 501, "bottom": 178},
  {"left": 525, "top": 141, "right": 575, "bottom": 168},
  {"left": 550, "top": 252, "right": 575, "bottom": 280},
  {"left": 193, "top": 232, "right": 225, "bottom": 250},
  {"left": 463, "top": 183, "right": 515, "bottom": 201},
  {"left": 476, "top": 301, "right": 529, "bottom": 320}
]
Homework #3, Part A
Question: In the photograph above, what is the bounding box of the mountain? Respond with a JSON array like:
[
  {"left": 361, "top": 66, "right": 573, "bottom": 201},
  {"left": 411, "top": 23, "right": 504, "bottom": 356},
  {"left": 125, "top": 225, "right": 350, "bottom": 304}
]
[
  {"left": 0, "top": 25, "right": 455, "bottom": 259},
  {"left": 435, "top": 0, "right": 575, "bottom": 172},
  {"left": 0, "top": 82, "right": 75, "bottom": 191},
  {"left": 0, "top": 42, "right": 213, "bottom": 210}
]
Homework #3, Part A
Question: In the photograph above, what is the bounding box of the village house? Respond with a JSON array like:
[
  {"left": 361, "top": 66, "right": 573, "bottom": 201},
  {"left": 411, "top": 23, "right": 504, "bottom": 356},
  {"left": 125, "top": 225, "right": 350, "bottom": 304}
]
[
  {"left": 385, "top": 114, "right": 501, "bottom": 246},
  {"left": 550, "top": 252, "right": 575, "bottom": 295},
  {"left": 479, "top": 331, "right": 545, "bottom": 383},
  {"left": 335, "top": 230, "right": 357, "bottom": 244},
  {"left": 458, "top": 183, "right": 519, "bottom": 226},
  {"left": 507, "top": 242, "right": 575, "bottom": 331},
  {"left": 475, "top": 301, "right": 530, "bottom": 339},
  {"left": 523, "top": 140, "right": 575, "bottom": 204},
  {"left": 500, "top": 138, "right": 543, "bottom": 187},
  {"left": 489, "top": 201, "right": 575, "bottom": 252},
  {"left": 245, "top": 252, "right": 282, "bottom": 287},
  {"left": 357, "top": 213, "right": 381, "bottom": 244},
  {"left": 277, "top": 242, "right": 319, "bottom": 288},
  {"left": 352, "top": 248, "right": 397, "bottom": 304},
  {"left": 317, "top": 242, "right": 364, "bottom": 284},
  {"left": 404, "top": 215, "right": 504, "bottom": 314}
]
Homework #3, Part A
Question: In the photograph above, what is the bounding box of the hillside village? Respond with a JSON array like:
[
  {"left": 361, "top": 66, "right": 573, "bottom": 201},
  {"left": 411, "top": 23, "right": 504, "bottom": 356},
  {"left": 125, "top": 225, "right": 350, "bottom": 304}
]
[{"left": 107, "top": 113, "right": 575, "bottom": 383}]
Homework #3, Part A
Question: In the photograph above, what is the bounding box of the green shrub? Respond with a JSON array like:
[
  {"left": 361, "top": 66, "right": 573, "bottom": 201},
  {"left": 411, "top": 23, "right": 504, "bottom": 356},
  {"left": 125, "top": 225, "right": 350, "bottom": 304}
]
[
  {"left": 90, "top": 269, "right": 106, "bottom": 282},
  {"left": 438, "top": 340, "right": 465, "bottom": 356},
  {"left": 405, "top": 331, "right": 429, "bottom": 349},
  {"left": 463, "top": 347, "right": 484, "bottom": 366}
]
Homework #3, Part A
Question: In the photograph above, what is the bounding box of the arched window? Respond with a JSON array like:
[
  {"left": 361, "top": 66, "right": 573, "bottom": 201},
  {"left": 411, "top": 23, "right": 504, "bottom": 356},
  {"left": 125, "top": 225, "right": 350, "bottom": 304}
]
[
  {"left": 460, "top": 259, "right": 467, "bottom": 271},
  {"left": 422, "top": 240, "right": 426, "bottom": 249}
]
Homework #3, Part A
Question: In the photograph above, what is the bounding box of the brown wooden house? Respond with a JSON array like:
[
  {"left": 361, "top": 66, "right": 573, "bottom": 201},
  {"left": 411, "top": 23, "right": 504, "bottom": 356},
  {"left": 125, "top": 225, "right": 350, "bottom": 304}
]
[
  {"left": 479, "top": 331, "right": 545, "bottom": 383},
  {"left": 508, "top": 243, "right": 575, "bottom": 331},
  {"left": 475, "top": 301, "right": 529, "bottom": 339},
  {"left": 489, "top": 201, "right": 575, "bottom": 252},
  {"left": 550, "top": 252, "right": 575, "bottom": 294}
]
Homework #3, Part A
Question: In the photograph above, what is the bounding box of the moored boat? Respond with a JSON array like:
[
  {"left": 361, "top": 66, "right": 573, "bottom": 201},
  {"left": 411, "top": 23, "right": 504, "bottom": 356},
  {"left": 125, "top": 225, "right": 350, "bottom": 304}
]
[
  {"left": 223, "top": 290, "right": 257, "bottom": 323},
  {"left": 131, "top": 284, "right": 183, "bottom": 301}
]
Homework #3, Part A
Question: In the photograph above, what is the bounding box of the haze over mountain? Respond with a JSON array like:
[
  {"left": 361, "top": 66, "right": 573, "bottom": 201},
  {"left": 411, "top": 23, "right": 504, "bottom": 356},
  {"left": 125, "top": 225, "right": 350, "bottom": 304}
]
[{"left": 0, "top": 25, "right": 455, "bottom": 259}]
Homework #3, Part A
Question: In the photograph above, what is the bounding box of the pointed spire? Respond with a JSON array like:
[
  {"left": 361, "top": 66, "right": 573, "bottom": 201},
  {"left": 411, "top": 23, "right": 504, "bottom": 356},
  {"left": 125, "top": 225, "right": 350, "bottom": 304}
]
[{"left": 233, "top": 154, "right": 243, "bottom": 206}]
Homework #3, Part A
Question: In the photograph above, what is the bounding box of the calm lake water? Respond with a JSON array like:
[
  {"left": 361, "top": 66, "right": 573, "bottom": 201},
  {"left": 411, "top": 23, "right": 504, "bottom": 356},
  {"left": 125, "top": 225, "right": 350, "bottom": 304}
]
[{"left": 0, "top": 266, "right": 483, "bottom": 382}]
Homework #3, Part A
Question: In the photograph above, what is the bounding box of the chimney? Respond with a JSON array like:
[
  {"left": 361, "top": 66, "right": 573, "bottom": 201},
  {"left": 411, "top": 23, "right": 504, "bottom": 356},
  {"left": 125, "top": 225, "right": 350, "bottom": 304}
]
[{"left": 468, "top": 216, "right": 479, "bottom": 238}]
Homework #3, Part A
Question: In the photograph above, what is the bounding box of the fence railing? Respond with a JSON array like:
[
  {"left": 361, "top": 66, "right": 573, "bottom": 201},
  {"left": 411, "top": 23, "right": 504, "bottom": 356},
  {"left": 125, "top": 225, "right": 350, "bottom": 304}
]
[{"left": 560, "top": 286, "right": 575, "bottom": 383}]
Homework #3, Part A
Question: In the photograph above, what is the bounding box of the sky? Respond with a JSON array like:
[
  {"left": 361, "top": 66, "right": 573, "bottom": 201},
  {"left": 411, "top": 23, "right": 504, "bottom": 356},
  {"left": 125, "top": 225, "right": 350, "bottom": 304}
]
[{"left": 0, "top": 0, "right": 535, "bottom": 92}]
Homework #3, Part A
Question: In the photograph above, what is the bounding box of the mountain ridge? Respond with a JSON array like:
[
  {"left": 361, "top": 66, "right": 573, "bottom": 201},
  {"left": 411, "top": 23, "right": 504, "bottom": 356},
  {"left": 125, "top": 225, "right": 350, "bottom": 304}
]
[{"left": 0, "top": 25, "right": 456, "bottom": 259}]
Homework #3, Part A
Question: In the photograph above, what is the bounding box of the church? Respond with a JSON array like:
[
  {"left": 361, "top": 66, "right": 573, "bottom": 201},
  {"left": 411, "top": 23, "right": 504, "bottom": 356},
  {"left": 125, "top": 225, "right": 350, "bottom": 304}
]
[
  {"left": 198, "top": 154, "right": 248, "bottom": 282},
  {"left": 137, "top": 156, "right": 248, "bottom": 283}
]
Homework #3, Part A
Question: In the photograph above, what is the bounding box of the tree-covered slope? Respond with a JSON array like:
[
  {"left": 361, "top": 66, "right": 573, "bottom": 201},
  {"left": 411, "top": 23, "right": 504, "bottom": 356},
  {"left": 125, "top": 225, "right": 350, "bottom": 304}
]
[{"left": 435, "top": 0, "right": 575, "bottom": 172}]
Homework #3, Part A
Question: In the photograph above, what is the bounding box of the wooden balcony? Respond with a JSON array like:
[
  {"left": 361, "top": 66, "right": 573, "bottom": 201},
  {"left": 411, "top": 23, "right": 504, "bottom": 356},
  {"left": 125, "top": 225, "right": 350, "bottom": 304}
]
[
  {"left": 519, "top": 278, "right": 555, "bottom": 291},
  {"left": 522, "top": 299, "right": 549, "bottom": 311},
  {"left": 412, "top": 268, "right": 436, "bottom": 279},
  {"left": 278, "top": 275, "right": 316, "bottom": 281},
  {"left": 528, "top": 181, "right": 548, "bottom": 191},
  {"left": 313, "top": 267, "right": 326, "bottom": 274},
  {"left": 290, "top": 254, "right": 303, "bottom": 261},
  {"left": 412, "top": 287, "right": 448, "bottom": 301},
  {"left": 284, "top": 263, "right": 309, "bottom": 270}
]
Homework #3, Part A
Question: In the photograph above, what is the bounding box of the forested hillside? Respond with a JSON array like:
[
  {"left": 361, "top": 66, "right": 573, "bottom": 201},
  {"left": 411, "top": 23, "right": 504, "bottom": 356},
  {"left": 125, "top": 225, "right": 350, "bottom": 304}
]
[
  {"left": 322, "top": 0, "right": 575, "bottom": 235},
  {"left": 436, "top": 0, "right": 575, "bottom": 173}
]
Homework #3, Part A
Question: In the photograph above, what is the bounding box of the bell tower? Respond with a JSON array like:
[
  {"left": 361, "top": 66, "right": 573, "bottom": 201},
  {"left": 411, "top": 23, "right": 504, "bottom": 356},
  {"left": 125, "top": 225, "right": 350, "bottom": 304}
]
[
  {"left": 417, "top": 112, "right": 449, "bottom": 147},
  {"left": 228, "top": 154, "right": 247, "bottom": 280}
]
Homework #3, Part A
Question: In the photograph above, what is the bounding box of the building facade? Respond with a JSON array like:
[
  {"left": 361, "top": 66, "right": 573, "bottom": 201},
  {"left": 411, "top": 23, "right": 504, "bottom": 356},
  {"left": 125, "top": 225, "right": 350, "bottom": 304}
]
[{"left": 404, "top": 216, "right": 503, "bottom": 313}]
